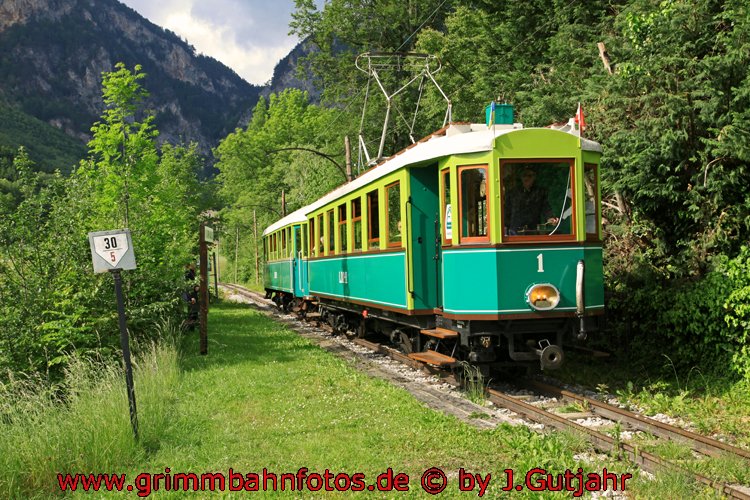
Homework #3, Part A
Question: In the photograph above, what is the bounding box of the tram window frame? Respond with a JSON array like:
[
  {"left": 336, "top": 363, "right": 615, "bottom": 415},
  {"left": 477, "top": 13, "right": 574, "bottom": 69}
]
[
  {"left": 584, "top": 163, "right": 600, "bottom": 241},
  {"left": 367, "top": 189, "right": 380, "bottom": 249},
  {"left": 308, "top": 218, "right": 315, "bottom": 257},
  {"left": 458, "top": 165, "right": 490, "bottom": 244},
  {"left": 500, "top": 159, "right": 576, "bottom": 243},
  {"left": 385, "top": 181, "right": 402, "bottom": 248},
  {"left": 263, "top": 239, "right": 268, "bottom": 261},
  {"left": 338, "top": 203, "right": 348, "bottom": 254},
  {"left": 327, "top": 209, "right": 335, "bottom": 255},
  {"left": 317, "top": 214, "right": 324, "bottom": 255},
  {"left": 295, "top": 226, "right": 302, "bottom": 258},
  {"left": 271, "top": 233, "right": 277, "bottom": 260},
  {"left": 441, "top": 167, "right": 452, "bottom": 245},
  {"left": 351, "top": 197, "right": 363, "bottom": 252}
]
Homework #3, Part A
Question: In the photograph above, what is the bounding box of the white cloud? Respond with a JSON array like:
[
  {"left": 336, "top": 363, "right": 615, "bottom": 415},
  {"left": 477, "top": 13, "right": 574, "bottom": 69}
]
[{"left": 119, "top": 0, "right": 307, "bottom": 85}]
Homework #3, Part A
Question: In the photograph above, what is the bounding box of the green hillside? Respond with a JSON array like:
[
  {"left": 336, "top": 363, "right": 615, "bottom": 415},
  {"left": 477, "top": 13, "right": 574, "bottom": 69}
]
[{"left": 0, "top": 102, "right": 85, "bottom": 174}]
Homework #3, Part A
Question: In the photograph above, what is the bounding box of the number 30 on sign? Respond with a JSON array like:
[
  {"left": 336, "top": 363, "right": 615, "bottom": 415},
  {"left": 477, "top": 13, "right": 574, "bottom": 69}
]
[{"left": 88, "top": 229, "right": 137, "bottom": 273}]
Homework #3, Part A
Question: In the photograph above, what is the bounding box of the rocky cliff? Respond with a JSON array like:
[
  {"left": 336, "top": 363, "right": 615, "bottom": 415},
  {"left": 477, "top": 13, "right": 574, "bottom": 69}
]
[{"left": 0, "top": 0, "right": 263, "bottom": 170}]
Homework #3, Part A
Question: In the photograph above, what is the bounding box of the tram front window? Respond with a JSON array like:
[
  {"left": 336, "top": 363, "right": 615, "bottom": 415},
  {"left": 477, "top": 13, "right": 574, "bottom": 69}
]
[{"left": 502, "top": 160, "right": 575, "bottom": 240}]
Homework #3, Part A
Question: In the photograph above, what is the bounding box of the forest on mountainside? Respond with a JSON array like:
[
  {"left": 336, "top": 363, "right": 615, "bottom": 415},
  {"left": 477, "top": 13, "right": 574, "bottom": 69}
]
[
  {"left": 217, "top": 0, "right": 750, "bottom": 379},
  {"left": 0, "top": 0, "right": 261, "bottom": 175}
]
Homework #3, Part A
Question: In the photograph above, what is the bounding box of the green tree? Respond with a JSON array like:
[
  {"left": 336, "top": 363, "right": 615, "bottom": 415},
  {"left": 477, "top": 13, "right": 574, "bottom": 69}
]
[
  {"left": 215, "top": 89, "right": 343, "bottom": 284},
  {"left": 0, "top": 63, "right": 203, "bottom": 381}
]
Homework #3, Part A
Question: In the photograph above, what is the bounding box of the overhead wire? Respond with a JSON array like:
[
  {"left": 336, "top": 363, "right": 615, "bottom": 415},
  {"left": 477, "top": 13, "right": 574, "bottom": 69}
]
[
  {"left": 312, "top": 0, "right": 596, "bottom": 161},
  {"left": 311, "top": 0, "right": 450, "bottom": 146}
]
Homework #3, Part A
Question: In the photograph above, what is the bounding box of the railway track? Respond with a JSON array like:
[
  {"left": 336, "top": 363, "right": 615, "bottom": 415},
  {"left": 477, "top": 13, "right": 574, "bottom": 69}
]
[{"left": 220, "top": 283, "right": 750, "bottom": 499}]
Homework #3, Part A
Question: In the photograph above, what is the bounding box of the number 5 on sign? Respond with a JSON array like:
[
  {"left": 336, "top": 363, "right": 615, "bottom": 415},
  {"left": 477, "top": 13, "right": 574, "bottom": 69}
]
[{"left": 88, "top": 229, "right": 137, "bottom": 273}]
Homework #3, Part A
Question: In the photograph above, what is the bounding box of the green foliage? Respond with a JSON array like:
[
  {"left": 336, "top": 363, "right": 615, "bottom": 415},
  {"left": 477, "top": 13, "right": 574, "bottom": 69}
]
[
  {"left": 0, "top": 64, "right": 203, "bottom": 381},
  {"left": 215, "top": 89, "right": 343, "bottom": 284},
  {"left": 0, "top": 102, "right": 85, "bottom": 174},
  {"left": 723, "top": 246, "right": 750, "bottom": 378}
]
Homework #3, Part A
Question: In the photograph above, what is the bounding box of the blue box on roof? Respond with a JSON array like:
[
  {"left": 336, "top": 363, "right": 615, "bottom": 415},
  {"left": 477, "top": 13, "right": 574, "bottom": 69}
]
[{"left": 485, "top": 102, "right": 514, "bottom": 125}]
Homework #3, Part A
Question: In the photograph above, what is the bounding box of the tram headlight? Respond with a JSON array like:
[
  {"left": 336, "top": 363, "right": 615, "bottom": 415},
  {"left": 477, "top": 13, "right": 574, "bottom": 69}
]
[{"left": 526, "top": 284, "right": 561, "bottom": 311}]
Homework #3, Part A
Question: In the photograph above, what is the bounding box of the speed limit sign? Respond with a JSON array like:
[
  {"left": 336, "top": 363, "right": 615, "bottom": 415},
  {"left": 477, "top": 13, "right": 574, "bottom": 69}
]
[{"left": 88, "top": 229, "right": 137, "bottom": 273}]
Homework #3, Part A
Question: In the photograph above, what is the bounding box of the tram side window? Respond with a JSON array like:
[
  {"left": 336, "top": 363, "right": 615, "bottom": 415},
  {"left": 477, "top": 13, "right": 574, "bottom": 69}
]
[
  {"left": 338, "top": 203, "right": 348, "bottom": 253},
  {"left": 502, "top": 160, "right": 574, "bottom": 239},
  {"left": 301, "top": 225, "right": 307, "bottom": 258},
  {"left": 442, "top": 168, "right": 452, "bottom": 244},
  {"left": 352, "top": 197, "right": 362, "bottom": 251},
  {"left": 327, "top": 209, "right": 335, "bottom": 255},
  {"left": 584, "top": 164, "right": 599, "bottom": 238},
  {"left": 459, "top": 166, "right": 488, "bottom": 242},
  {"left": 281, "top": 229, "right": 286, "bottom": 258},
  {"left": 367, "top": 189, "right": 380, "bottom": 249},
  {"left": 309, "top": 218, "right": 315, "bottom": 257},
  {"left": 263, "top": 239, "right": 268, "bottom": 261},
  {"left": 386, "top": 182, "right": 401, "bottom": 247},
  {"left": 271, "top": 234, "right": 276, "bottom": 260},
  {"left": 295, "top": 227, "right": 302, "bottom": 257},
  {"left": 317, "top": 214, "right": 324, "bottom": 255}
]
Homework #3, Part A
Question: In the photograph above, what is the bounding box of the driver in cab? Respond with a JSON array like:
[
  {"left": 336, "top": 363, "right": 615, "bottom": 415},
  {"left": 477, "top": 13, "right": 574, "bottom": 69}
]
[{"left": 504, "top": 167, "right": 559, "bottom": 235}]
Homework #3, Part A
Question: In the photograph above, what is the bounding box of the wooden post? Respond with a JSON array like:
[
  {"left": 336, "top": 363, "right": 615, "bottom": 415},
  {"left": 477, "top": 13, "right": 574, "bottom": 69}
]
[
  {"left": 234, "top": 225, "right": 239, "bottom": 284},
  {"left": 281, "top": 190, "right": 286, "bottom": 217},
  {"left": 212, "top": 251, "right": 219, "bottom": 298},
  {"left": 199, "top": 222, "right": 208, "bottom": 355},
  {"left": 345, "top": 135, "right": 352, "bottom": 182},
  {"left": 253, "top": 209, "right": 259, "bottom": 285},
  {"left": 112, "top": 269, "right": 138, "bottom": 440},
  {"left": 215, "top": 236, "right": 220, "bottom": 284}
]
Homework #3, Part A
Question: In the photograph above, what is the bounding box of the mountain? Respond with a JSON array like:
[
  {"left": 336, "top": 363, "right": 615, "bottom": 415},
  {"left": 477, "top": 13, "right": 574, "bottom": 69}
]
[
  {"left": 262, "top": 38, "right": 321, "bottom": 103},
  {"left": 0, "top": 0, "right": 264, "bottom": 173}
]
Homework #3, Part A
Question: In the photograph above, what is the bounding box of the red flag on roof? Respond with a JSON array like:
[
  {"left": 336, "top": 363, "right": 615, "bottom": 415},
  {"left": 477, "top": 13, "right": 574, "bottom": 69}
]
[{"left": 574, "top": 102, "right": 586, "bottom": 136}]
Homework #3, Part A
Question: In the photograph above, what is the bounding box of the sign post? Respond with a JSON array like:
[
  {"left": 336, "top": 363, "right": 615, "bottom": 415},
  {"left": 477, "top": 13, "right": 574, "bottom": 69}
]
[{"left": 88, "top": 229, "right": 139, "bottom": 440}]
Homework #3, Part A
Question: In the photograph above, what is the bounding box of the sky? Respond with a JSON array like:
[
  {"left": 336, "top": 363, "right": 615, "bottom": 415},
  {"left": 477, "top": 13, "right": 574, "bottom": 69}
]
[{"left": 119, "top": 0, "right": 318, "bottom": 86}]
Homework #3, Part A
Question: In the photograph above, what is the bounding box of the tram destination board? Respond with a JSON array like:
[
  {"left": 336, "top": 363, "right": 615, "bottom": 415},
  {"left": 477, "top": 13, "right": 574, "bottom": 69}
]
[{"left": 88, "top": 229, "right": 137, "bottom": 273}]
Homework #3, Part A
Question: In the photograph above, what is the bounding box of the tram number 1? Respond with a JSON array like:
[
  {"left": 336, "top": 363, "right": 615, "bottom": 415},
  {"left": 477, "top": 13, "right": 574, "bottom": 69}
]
[{"left": 537, "top": 253, "right": 544, "bottom": 273}]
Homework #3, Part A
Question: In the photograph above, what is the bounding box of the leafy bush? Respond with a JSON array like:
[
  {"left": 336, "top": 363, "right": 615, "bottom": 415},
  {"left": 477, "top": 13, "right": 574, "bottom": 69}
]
[
  {"left": 605, "top": 238, "right": 750, "bottom": 380},
  {"left": 723, "top": 246, "right": 750, "bottom": 378},
  {"left": 0, "top": 64, "right": 203, "bottom": 382}
]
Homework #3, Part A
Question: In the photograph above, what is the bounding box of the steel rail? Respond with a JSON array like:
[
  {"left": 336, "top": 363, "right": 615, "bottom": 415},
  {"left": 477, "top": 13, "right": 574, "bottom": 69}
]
[
  {"left": 486, "top": 388, "right": 750, "bottom": 500},
  {"left": 524, "top": 379, "right": 750, "bottom": 461}
]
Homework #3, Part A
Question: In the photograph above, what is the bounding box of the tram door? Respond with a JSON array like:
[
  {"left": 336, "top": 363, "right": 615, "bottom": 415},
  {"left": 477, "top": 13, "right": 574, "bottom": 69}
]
[
  {"left": 292, "top": 225, "right": 308, "bottom": 297},
  {"left": 408, "top": 164, "right": 440, "bottom": 311}
]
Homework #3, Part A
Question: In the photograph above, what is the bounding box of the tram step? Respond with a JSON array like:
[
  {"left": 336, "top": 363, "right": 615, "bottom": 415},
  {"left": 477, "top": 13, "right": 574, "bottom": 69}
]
[
  {"left": 306, "top": 312, "right": 322, "bottom": 319},
  {"left": 408, "top": 350, "right": 457, "bottom": 366},
  {"left": 420, "top": 327, "right": 459, "bottom": 339}
]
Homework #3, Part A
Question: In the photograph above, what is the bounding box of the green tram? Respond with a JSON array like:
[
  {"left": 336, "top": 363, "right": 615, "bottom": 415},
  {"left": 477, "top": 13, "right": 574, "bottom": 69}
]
[{"left": 262, "top": 115, "right": 603, "bottom": 373}]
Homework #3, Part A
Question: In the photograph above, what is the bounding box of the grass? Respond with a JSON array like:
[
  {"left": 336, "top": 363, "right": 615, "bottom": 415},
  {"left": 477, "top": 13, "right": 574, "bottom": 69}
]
[
  {"left": 0, "top": 301, "right": 728, "bottom": 498},
  {"left": 457, "top": 361, "right": 488, "bottom": 404},
  {"left": 0, "top": 335, "right": 180, "bottom": 497}
]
